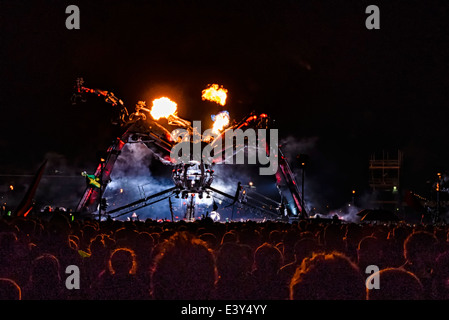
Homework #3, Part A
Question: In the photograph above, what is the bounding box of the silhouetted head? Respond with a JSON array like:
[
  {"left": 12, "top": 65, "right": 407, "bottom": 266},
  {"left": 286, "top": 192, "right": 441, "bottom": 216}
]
[
  {"left": 29, "top": 253, "right": 61, "bottom": 294},
  {"left": 366, "top": 268, "right": 423, "bottom": 300},
  {"left": 108, "top": 248, "right": 137, "bottom": 276},
  {"left": 220, "top": 231, "right": 238, "bottom": 245},
  {"left": 290, "top": 251, "right": 365, "bottom": 300},
  {"left": 357, "top": 236, "right": 383, "bottom": 269},
  {"left": 216, "top": 242, "right": 252, "bottom": 279},
  {"left": 268, "top": 230, "right": 283, "bottom": 244},
  {"left": 404, "top": 231, "right": 437, "bottom": 265},
  {"left": 432, "top": 251, "right": 449, "bottom": 299},
  {"left": 293, "top": 237, "right": 323, "bottom": 264},
  {"left": 323, "top": 224, "right": 345, "bottom": 252},
  {"left": 135, "top": 232, "right": 154, "bottom": 250},
  {"left": 0, "top": 278, "right": 21, "bottom": 300},
  {"left": 151, "top": 232, "right": 216, "bottom": 300},
  {"left": 199, "top": 232, "right": 218, "bottom": 250},
  {"left": 89, "top": 235, "right": 106, "bottom": 256},
  {"left": 254, "top": 243, "right": 283, "bottom": 275},
  {"left": 391, "top": 225, "right": 410, "bottom": 243}
]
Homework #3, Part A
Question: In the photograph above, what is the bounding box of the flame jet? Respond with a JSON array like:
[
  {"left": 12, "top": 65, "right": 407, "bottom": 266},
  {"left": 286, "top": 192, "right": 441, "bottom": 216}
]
[
  {"left": 211, "top": 111, "right": 230, "bottom": 134},
  {"left": 150, "top": 97, "right": 192, "bottom": 129},
  {"left": 202, "top": 84, "right": 228, "bottom": 106},
  {"left": 203, "top": 84, "right": 231, "bottom": 135}
]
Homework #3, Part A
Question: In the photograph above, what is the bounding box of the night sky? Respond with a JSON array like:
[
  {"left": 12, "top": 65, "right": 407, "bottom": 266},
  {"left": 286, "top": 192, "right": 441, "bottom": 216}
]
[{"left": 1, "top": 0, "right": 449, "bottom": 210}]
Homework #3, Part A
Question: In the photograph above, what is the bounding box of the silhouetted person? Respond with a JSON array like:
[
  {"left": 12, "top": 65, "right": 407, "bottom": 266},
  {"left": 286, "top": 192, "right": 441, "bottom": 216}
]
[
  {"left": 80, "top": 223, "right": 98, "bottom": 251},
  {"left": 91, "top": 247, "right": 148, "bottom": 299},
  {"left": 384, "top": 225, "right": 410, "bottom": 267},
  {"left": 268, "top": 230, "right": 283, "bottom": 245},
  {"left": 220, "top": 230, "right": 239, "bottom": 245},
  {"left": 0, "top": 278, "right": 21, "bottom": 300},
  {"left": 290, "top": 252, "right": 365, "bottom": 300},
  {"left": 38, "top": 214, "right": 81, "bottom": 270},
  {"left": 151, "top": 232, "right": 216, "bottom": 300},
  {"left": 401, "top": 231, "right": 438, "bottom": 299},
  {"left": 344, "top": 223, "right": 363, "bottom": 260},
  {"left": 282, "top": 229, "right": 301, "bottom": 264},
  {"left": 23, "top": 253, "right": 66, "bottom": 300},
  {"left": 84, "top": 235, "right": 109, "bottom": 285},
  {"left": 279, "top": 237, "right": 323, "bottom": 287},
  {"left": 238, "top": 226, "right": 262, "bottom": 250},
  {"left": 199, "top": 232, "right": 219, "bottom": 251},
  {"left": 114, "top": 227, "right": 139, "bottom": 249},
  {"left": 0, "top": 232, "right": 25, "bottom": 286},
  {"left": 434, "top": 227, "right": 449, "bottom": 255},
  {"left": 357, "top": 236, "right": 384, "bottom": 272},
  {"left": 432, "top": 251, "right": 449, "bottom": 299},
  {"left": 250, "top": 243, "right": 287, "bottom": 299},
  {"left": 323, "top": 224, "right": 345, "bottom": 253},
  {"left": 366, "top": 268, "right": 423, "bottom": 300},
  {"left": 134, "top": 232, "right": 154, "bottom": 283},
  {"left": 214, "top": 242, "right": 254, "bottom": 299},
  {"left": 2, "top": 214, "right": 449, "bottom": 301}
]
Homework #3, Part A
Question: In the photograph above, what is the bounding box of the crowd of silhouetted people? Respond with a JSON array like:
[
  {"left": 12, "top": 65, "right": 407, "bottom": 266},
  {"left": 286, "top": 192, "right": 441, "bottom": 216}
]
[{"left": 1, "top": 213, "right": 449, "bottom": 300}]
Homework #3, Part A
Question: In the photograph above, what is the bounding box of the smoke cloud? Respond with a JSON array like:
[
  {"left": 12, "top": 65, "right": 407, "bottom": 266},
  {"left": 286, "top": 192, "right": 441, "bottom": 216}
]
[
  {"left": 103, "top": 143, "right": 174, "bottom": 219},
  {"left": 328, "top": 191, "right": 378, "bottom": 223}
]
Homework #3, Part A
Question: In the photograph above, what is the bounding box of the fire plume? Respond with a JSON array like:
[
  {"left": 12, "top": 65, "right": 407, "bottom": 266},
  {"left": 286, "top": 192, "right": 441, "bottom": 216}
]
[
  {"left": 202, "top": 84, "right": 228, "bottom": 106},
  {"left": 150, "top": 97, "right": 178, "bottom": 120},
  {"left": 211, "top": 111, "right": 230, "bottom": 134}
]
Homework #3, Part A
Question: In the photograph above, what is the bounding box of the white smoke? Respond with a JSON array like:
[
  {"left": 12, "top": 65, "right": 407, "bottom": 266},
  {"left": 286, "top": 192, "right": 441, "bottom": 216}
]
[
  {"left": 103, "top": 143, "right": 174, "bottom": 219},
  {"left": 329, "top": 191, "right": 379, "bottom": 223},
  {"left": 330, "top": 204, "right": 361, "bottom": 223}
]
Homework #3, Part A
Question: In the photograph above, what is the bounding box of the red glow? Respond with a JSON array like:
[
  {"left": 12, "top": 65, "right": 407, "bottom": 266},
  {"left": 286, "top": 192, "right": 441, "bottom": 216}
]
[
  {"left": 23, "top": 207, "right": 33, "bottom": 217},
  {"left": 165, "top": 132, "right": 172, "bottom": 141}
]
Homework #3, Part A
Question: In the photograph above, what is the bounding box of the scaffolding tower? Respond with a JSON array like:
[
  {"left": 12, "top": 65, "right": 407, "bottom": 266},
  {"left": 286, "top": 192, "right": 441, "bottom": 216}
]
[{"left": 369, "top": 150, "right": 403, "bottom": 211}]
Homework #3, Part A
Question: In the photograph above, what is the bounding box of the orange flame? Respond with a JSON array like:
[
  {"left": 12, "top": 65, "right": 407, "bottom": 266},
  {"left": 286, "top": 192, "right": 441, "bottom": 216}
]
[
  {"left": 150, "top": 97, "right": 177, "bottom": 120},
  {"left": 211, "top": 111, "right": 230, "bottom": 134},
  {"left": 202, "top": 84, "right": 228, "bottom": 106}
]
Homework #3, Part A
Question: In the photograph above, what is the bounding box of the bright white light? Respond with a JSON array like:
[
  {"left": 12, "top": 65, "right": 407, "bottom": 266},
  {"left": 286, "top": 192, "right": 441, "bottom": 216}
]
[{"left": 210, "top": 211, "right": 220, "bottom": 221}]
